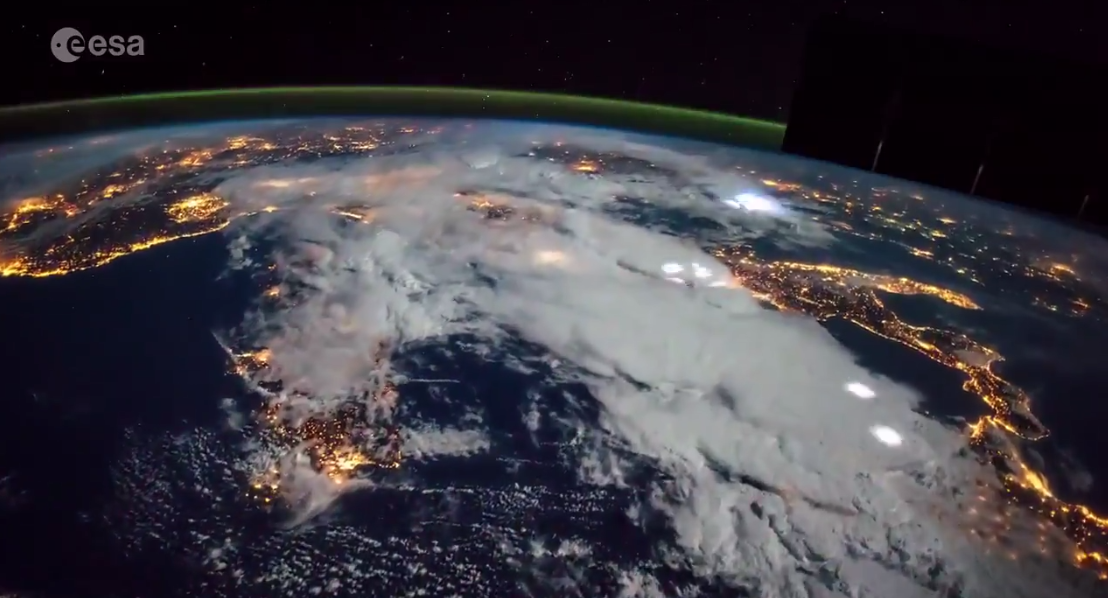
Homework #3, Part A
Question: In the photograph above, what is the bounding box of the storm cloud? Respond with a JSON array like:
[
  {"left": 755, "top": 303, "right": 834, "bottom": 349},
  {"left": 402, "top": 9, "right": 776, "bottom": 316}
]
[{"left": 201, "top": 122, "right": 1095, "bottom": 597}]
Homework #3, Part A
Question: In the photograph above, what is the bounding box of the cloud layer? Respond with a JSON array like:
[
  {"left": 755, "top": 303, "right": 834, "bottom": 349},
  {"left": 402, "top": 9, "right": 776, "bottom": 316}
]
[{"left": 119, "top": 122, "right": 1101, "bottom": 596}]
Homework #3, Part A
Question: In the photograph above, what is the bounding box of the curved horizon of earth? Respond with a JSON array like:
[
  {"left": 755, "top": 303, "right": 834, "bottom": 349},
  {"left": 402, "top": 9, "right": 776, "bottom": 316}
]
[
  {"left": 0, "top": 112, "right": 1105, "bottom": 598},
  {"left": 0, "top": 87, "right": 787, "bottom": 151}
]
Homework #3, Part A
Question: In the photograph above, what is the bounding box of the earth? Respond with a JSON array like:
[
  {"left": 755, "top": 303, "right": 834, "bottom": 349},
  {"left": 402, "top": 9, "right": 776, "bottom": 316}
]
[{"left": 0, "top": 98, "right": 1106, "bottom": 598}]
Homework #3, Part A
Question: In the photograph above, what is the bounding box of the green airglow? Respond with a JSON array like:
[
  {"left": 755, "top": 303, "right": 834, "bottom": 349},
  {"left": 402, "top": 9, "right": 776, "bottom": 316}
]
[{"left": 0, "top": 86, "right": 786, "bottom": 149}]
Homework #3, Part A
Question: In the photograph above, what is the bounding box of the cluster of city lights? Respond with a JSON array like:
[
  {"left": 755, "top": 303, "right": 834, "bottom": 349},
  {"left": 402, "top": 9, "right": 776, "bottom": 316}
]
[
  {"left": 230, "top": 346, "right": 402, "bottom": 504},
  {"left": 0, "top": 125, "right": 398, "bottom": 278}
]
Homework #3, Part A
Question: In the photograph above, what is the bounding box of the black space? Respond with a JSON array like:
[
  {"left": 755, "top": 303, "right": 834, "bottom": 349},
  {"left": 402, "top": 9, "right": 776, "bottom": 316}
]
[{"left": 1, "top": 2, "right": 1104, "bottom": 122}]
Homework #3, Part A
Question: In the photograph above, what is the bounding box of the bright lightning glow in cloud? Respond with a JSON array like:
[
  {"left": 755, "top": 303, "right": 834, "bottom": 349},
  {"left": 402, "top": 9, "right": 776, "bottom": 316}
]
[
  {"left": 846, "top": 381, "right": 877, "bottom": 399},
  {"left": 870, "top": 424, "right": 904, "bottom": 447},
  {"left": 723, "top": 192, "right": 783, "bottom": 213}
]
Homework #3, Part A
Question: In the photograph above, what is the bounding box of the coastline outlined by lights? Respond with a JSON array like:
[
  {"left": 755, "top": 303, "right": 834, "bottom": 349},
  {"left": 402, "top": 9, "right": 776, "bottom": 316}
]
[
  {"left": 228, "top": 345, "right": 402, "bottom": 505},
  {"left": 0, "top": 121, "right": 1105, "bottom": 580}
]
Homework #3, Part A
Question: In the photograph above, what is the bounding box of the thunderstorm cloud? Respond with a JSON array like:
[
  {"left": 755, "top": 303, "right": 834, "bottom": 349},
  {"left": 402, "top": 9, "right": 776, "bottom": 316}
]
[{"left": 192, "top": 123, "right": 1095, "bottom": 598}]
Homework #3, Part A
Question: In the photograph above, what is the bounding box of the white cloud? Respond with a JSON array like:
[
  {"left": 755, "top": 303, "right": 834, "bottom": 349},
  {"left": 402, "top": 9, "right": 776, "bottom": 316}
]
[
  {"left": 401, "top": 427, "right": 490, "bottom": 459},
  {"left": 205, "top": 122, "right": 1091, "bottom": 597}
]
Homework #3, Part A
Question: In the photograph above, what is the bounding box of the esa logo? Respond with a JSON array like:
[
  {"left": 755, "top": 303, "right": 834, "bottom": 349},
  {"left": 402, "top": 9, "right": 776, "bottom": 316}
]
[{"left": 51, "top": 27, "right": 144, "bottom": 63}]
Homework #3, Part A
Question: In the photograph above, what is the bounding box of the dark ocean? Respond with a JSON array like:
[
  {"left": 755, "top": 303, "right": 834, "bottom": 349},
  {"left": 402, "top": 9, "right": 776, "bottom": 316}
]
[{"left": 0, "top": 233, "right": 245, "bottom": 597}]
